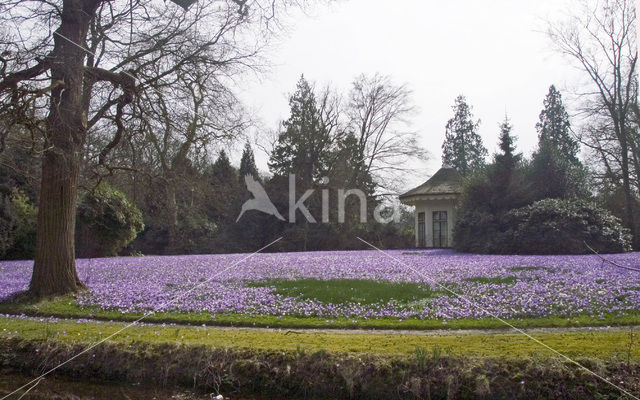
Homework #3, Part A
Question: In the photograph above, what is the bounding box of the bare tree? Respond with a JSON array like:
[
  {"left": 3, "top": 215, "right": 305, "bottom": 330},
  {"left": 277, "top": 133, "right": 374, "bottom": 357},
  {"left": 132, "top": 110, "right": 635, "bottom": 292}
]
[
  {"left": 347, "top": 73, "right": 427, "bottom": 191},
  {"left": 0, "top": 0, "right": 301, "bottom": 297},
  {"left": 547, "top": 0, "right": 638, "bottom": 246},
  {"left": 117, "top": 66, "right": 249, "bottom": 250}
]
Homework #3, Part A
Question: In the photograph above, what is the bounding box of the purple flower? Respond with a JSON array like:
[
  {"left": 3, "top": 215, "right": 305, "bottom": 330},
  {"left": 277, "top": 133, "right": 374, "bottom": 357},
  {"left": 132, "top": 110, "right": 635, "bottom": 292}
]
[{"left": 1, "top": 250, "right": 639, "bottom": 320}]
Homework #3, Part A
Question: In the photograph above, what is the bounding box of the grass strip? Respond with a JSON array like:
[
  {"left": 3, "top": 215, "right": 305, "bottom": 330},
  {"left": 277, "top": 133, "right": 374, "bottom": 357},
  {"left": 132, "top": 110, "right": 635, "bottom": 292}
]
[
  {"left": 0, "top": 296, "right": 638, "bottom": 331},
  {"left": 1, "top": 316, "right": 639, "bottom": 360},
  {"left": 1, "top": 316, "right": 639, "bottom": 399}
]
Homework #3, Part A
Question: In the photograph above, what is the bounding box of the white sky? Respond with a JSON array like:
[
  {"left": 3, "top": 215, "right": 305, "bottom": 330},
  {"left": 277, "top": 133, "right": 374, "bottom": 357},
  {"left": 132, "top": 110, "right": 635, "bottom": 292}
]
[{"left": 236, "top": 0, "right": 584, "bottom": 192}]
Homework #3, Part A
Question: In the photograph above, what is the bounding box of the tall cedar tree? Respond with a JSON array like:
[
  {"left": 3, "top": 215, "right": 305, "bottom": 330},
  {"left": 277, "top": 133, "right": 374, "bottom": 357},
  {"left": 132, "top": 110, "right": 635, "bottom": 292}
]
[
  {"left": 269, "top": 76, "right": 331, "bottom": 186},
  {"left": 531, "top": 85, "right": 585, "bottom": 200},
  {"left": 442, "top": 95, "right": 488, "bottom": 176},
  {"left": 536, "top": 85, "right": 579, "bottom": 164}
]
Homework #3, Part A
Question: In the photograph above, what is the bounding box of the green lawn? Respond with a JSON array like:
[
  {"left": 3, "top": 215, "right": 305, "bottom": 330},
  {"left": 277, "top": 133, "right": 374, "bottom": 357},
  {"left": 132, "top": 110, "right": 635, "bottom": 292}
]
[
  {"left": 463, "top": 276, "right": 518, "bottom": 285},
  {"left": 0, "top": 295, "right": 638, "bottom": 331},
  {"left": 0, "top": 316, "right": 638, "bottom": 360},
  {"left": 247, "top": 278, "right": 448, "bottom": 304}
]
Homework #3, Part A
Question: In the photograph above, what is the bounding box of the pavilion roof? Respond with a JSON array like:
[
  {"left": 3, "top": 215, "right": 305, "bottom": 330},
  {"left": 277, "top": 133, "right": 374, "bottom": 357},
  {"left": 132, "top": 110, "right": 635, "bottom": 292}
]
[{"left": 399, "top": 167, "right": 463, "bottom": 200}]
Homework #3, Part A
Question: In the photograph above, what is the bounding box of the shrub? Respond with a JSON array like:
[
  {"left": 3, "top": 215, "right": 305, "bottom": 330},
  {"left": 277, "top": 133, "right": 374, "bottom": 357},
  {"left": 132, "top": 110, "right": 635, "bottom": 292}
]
[
  {"left": 503, "top": 199, "right": 631, "bottom": 254},
  {"left": 6, "top": 189, "right": 37, "bottom": 259},
  {"left": 452, "top": 210, "right": 500, "bottom": 254},
  {"left": 599, "top": 187, "right": 640, "bottom": 249},
  {"left": 76, "top": 183, "right": 144, "bottom": 257},
  {"left": 0, "top": 189, "right": 37, "bottom": 260},
  {"left": 527, "top": 141, "right": 589, "bottom": 201},
  {"left": 0, "top": 192, "right": 18, "bottom": 258},
  {"left": 454, "top": 199, "right": 631, "bottom": 254}
]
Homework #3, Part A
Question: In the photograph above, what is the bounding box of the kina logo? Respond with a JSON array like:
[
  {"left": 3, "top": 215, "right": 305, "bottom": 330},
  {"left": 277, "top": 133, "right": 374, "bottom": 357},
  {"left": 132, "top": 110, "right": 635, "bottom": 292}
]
[{"left": 236, "top": 175, "right": 285, "bottom": 222}]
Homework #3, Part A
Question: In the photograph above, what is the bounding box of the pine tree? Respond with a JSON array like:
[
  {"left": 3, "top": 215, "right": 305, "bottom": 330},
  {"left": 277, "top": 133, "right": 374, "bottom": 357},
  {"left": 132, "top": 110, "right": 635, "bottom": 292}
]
[
  {"left": 239, "top": 142, "right": 259, "bottom": 181},
  {"left": 442, "top": 95, "right": 487, "bottom": 176},
  {"left": 268, "top": 75, "right": 331, "bottom": 186}
]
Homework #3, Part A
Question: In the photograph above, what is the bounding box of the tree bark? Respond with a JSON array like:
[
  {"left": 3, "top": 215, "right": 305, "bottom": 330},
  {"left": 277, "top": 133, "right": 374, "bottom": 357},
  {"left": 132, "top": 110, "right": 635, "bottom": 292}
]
[
  {"left": 165, "top": 180, "right": 180, "bottom": 253},
  {"left": 28, "top": 0, "right": 101, "bottom": 297},
  {"left": 619, "top": 130, "right": 638, "bottom": 248}
]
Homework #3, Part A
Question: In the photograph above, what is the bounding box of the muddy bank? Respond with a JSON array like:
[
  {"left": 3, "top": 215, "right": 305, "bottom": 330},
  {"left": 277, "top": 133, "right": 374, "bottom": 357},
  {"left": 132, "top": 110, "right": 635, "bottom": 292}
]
[
  {"left": 1, "top": 338, "right": 638, "bottom": 399},
  {"left": 0, "top": 370, "right": 215, "bottom": 399}
]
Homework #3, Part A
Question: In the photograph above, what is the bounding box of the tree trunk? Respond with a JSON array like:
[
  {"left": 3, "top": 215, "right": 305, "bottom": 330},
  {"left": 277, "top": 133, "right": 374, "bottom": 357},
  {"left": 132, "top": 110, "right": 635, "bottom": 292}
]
[
  {"left": 29, "top": 0, "right": 100, "bottom": 297},
  {"left": 620, "top": 135, "right": 638, "bottom": 248},
  {"left": 29, "top": 150, "right": 84, "bottom": 296},
  {"left": 165, "top": 179, "right": 180, "bottom": 253},
  {"left": 628, "top": 132, "right": 640, "bottom": 194}
]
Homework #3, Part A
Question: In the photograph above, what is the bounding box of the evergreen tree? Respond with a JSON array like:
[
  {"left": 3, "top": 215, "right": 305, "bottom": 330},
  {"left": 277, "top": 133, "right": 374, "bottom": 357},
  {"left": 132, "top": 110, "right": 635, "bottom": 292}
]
[
  {"left": 328, "top": 133, "right": 376, "bottom": 225},
  {"left": 267, "top": 76, "right": 335, "bottom": 250},
  {"left": 489, "top": 116, "right": 525, "bottom": 213},
  {"left": 239, "top": 142, "right": 259, "bottom": 181},
  {"left": 212, "top": 150, "right": 236, "bottom": 183},
  {"left": 535, "top": 85, "right": 579, "bottom": 165},
  {"left": 530, "top": 85, "right": 586, "bottom": 200},
  {"left": 334, "top": 133, "right": 375, "bottom": 195},
  {"left": 209, "top": 150, "right": 239, "bottom": 223},
  {"left": 442, "top": 95, "right": 487, "bottom": 176},
  {"left": 268, "top": 75, "right": 331, "bottom": 186},
  {"left": 494, "top": 116, "right": 521, "bottom": 173}
]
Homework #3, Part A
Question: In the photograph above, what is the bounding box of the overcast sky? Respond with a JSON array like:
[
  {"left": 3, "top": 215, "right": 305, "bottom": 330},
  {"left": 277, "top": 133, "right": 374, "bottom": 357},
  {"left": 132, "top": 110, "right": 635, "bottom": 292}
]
[{"left": 236, "top": 0, "right": 584, "bottom": 191}]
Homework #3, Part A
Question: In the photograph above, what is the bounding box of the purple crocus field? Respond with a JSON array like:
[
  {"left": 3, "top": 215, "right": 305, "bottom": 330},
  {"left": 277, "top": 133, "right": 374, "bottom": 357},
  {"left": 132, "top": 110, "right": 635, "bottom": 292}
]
[{"left": 1, "top": 250, "right": 639, "bottom": 320}]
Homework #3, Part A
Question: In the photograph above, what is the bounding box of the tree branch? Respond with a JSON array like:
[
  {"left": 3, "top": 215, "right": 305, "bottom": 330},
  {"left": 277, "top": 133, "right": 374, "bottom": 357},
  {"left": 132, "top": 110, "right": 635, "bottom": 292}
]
[
  {"left": 84, "top": 66, "right": 137, "bottom": 165},
  {"left": 0, "top": 57, "right": 51, "bottom": 92}
]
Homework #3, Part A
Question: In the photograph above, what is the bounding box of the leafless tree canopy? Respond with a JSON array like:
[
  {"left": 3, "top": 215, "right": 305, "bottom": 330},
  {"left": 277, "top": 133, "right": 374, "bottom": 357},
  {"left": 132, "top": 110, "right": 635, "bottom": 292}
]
[
  {"left": 0, "top": 0, "right": 308, "bottom": 296},
  {"left": 547, "top": 0, "right": 639, "bottom": 245},
  {"left": 347, "top": 73, "right": 427, "bottom": 190},
  {"left": 0, "top": 0, "right": 298, "bottom": 164}
]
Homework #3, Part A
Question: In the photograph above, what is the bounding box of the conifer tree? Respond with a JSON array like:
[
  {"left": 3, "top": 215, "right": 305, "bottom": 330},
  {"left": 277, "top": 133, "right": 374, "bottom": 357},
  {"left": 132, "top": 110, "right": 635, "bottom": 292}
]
[
  {"left": 442, "top": 95, "right": 488, "bottom": 176},
  {"left": 239, "top": 142, "right": 259, "bottom": 181},
  {"left": 535, "top": 85, "right": 579, "bottom": 165},
  {"left": 212, "top": 150, "right": 236, "bottom": 183},
  {"left": 210, "top": 150, "right": 238, "bottom": 223},
  {"left": 530, "top": 85, "right": 586, "bottom": 200},
  {"left": 489, "top": 116, "right": 525, "bottom": 212},
  {"left": 494, "top": 116, "right": 520, "bottom": 173},
  {"left": 268, "top": 75, "right": 331, "bottom": 186}
]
